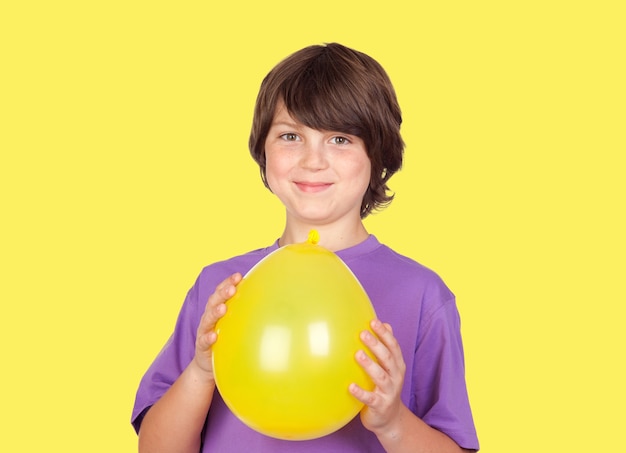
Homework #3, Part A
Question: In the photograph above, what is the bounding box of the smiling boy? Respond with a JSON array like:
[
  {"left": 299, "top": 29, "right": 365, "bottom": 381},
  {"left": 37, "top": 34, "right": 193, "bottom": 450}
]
[{"left": 132, "top": 43, "right": 479, "bottom": 452}]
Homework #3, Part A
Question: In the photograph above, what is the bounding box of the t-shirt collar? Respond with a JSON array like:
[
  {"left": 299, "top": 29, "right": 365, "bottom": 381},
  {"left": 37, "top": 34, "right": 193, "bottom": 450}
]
[{"left": 268, "top": 235, "right": 381, "bottom": 261}]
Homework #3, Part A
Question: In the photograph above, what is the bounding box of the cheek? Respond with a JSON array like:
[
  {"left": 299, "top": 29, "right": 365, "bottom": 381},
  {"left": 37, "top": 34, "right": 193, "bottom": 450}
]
[
  {"left": 361, "top": 170, "right": 372, "bottom": 195},
  {"left": 352, "top": 159, "right": 372, "bottom": 192},
  {"left": 264, "top": 153, "right": 285, "bottom": 190}
]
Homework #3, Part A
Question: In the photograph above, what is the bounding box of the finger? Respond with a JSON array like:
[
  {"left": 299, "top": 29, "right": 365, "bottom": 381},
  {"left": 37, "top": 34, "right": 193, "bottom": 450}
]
[
  {"left": 204, "top": 273, "right": 242, "bottom": 315},
  {"left": 370, "top": 319, "right": 397, "bottom": 349},
  {"left": 363, "top": 321, "right": 407, "bottom": 380},
  {"left": 348, "top": 382, "right": 378, "bottom": 407},
  {"left": 196, "top": 330, "right": 218, "bottom": 351},
  {"left": 371, "top": 320, "right": 405, "bottom": 366},
  {"left": 212, "top": 273, "right": 242, "bottom": 304},
  {"left": 360, "top": 328, "right": 395, "bottom": 373},
  {"left": 217, "top": 272, "right": 243, "bottom": 291},
  {"left": 355, "top": 348, "right": 393, "bottom": 392},
  {"left": 199, "top": 273, "right": 242, "bottom": 331}
]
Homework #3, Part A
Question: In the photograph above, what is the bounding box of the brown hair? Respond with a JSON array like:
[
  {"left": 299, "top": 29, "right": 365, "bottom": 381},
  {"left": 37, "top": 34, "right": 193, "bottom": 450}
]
[{"left": 249, "top": 43, "right": 405, "bottom": 218}]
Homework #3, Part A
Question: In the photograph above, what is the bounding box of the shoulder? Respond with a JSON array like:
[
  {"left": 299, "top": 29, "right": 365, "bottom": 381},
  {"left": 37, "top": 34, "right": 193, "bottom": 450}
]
[
  {"left": 374, "top": 243, "right": 443, "bottom": 279},
  {"left": 185, "top": 244, "right": 278, "bottom": 310},
  {"left": 379, "top": 244, "right": 452, "bottom": 300},
  {"left": 201, "top": 244, "right": 275, "bottom": 275},
  {"left": 345, "top": 237, "right": 453, "bottom": 298},
  {"left": 342, "top": 237, "right": 456, "bottom": 326}
]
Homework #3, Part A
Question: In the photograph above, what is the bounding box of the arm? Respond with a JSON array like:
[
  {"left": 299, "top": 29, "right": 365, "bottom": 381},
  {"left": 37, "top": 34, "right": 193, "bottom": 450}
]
[
  {"left": 138, "top": 273, "right": 242, "bottom": 453},
  {"left": 349, "top": 320, "right": 473, "bottom": 453}
]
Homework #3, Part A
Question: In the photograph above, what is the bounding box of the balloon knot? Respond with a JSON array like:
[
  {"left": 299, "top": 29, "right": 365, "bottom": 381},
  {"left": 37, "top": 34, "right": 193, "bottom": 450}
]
[{"left": 307, "top": 230, "right": 320, "bottom": 245}]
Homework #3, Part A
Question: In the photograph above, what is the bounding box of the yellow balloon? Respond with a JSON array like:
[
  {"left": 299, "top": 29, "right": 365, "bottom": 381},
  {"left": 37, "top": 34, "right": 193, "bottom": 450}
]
[{"left": 212, "top": 231, "right": 376, "bottom": 440}]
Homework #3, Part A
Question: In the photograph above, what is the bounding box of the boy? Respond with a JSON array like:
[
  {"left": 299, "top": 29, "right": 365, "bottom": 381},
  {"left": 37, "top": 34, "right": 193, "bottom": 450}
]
[{"left": 132, "top": 42, "right": 479, "bottom": 452}]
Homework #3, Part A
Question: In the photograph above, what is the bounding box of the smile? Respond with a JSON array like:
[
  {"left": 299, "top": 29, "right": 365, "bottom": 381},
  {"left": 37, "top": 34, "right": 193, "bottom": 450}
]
[{"left": 294, "top": 182, "right": 333, "bottom": 193}]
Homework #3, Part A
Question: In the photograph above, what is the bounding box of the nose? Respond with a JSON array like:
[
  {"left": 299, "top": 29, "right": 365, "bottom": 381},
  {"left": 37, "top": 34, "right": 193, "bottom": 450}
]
[{"left": 300, "top": 139, "right": 328, "bottom": 171}]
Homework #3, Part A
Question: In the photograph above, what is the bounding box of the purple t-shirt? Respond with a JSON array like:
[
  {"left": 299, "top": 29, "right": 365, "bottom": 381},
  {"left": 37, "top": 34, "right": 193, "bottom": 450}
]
[{"left": 131, "top": 235, "right": 479, "bottom": 451}]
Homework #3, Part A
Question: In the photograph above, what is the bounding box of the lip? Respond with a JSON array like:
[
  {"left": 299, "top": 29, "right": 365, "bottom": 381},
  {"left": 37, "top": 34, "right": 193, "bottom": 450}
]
[{"left": 294, "top": 181, "right": 333, "bottom": 193}]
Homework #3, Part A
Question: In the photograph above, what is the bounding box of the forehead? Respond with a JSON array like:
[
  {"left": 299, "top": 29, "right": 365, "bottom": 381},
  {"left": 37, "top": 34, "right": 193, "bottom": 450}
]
[
  {"left": 270, "top": 100, "right": 362, "bottom": 139},
  {"left": 271, "top": 102, "right": 296, "bottom": 125}
]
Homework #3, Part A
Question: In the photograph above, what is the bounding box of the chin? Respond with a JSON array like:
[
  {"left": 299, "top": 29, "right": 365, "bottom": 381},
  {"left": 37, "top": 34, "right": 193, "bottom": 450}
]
[{"left": 292, "top": 209, "right": 335, "bottom": 224}]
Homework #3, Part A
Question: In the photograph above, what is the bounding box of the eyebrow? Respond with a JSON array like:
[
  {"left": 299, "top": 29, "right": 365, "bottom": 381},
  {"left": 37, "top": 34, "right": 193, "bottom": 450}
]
[{"left": 270, "top": 120, "right": 300, "bottom": 129}]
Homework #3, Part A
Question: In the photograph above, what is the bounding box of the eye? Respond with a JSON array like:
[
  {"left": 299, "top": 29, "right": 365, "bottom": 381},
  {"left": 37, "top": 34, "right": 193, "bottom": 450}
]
[
  {"left": 331, "top": 136, "right": 351, "bottom": 145},
  {"left": 280, "top": 133, "right": 299, "bottom": 141}
]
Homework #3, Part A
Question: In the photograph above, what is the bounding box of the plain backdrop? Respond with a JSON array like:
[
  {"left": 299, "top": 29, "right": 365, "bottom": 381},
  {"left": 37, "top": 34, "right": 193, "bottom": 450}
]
[{"left": 1, "top": 1, "right": 624, "bottom": 451}]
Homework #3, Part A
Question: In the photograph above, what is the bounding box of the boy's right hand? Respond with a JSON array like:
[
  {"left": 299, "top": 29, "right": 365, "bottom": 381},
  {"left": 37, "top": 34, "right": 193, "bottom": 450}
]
[{"left": 193, "top": 273, "right": 242, "bottom": 378}]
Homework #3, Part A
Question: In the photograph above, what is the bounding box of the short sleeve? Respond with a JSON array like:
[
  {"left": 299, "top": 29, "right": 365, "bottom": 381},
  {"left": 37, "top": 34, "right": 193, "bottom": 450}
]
[
  {"left": 412, "top": 297, "right": 479, "bottom": 450},
  {"left": 130, "top": 277, "right": 202, "bottom": 433}
]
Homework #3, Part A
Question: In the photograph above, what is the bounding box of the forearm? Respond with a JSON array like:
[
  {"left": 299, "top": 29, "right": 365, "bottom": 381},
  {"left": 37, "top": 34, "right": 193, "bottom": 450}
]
[
  {"left": 374, "top": 405, "right": 470, "bottom": 453},
  {"left": 138, "top": 360, "right": 215, "bottom": 453}
]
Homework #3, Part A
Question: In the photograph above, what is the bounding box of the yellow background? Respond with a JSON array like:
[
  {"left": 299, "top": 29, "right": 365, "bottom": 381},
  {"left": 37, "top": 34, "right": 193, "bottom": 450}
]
[{"left": 1, "top": 1, "right": 624, "bottom": 451}]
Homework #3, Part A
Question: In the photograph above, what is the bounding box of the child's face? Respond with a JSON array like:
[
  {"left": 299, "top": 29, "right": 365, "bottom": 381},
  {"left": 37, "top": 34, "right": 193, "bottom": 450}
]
[{"left": 264, "top": 103, "right": 371, "bottom": 227}]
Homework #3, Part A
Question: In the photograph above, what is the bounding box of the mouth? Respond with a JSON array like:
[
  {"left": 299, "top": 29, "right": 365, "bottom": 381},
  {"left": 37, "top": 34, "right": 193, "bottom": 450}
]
[{"left": 294, "top": 181, "right": 333, "bottom": 193}]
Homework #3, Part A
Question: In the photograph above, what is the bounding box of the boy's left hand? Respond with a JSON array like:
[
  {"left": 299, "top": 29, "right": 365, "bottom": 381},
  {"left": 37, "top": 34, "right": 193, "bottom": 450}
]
[{"left": 349, "top": 319, "right": 407, "bottom": 434}]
